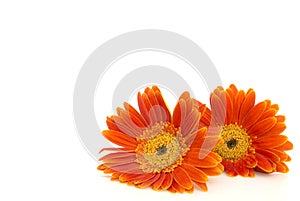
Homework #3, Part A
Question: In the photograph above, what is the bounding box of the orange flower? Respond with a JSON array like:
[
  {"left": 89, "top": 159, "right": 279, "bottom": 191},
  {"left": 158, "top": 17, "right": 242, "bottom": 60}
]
[
  {"left": 209, "top": 84, "right": 293, "bottom": 177},
  {"left": 98, "top": 86, "right": 223, "bottom": 193}
]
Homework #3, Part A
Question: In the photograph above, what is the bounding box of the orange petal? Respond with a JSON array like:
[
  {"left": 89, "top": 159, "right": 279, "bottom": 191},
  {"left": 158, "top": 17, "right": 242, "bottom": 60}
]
[
  {"left": 200, "top": 163, "right": 224, "bottom": 176},
  {"left": 234, "top": 160, "right": 249, "bottom": 177},
  {"left": 173, "top": 166, "right": 193, "bottom": 190},
  {"left": 124, "top": 102, "right": 148, "bottom": 127},
  {"left": 181, "top": 163, "right": 208, "bottom": 183},
  {"left": 226, "top": 88, "right": 237, "bottom": 104},
  {"left": 229, "top": 84, "right": 238, "bottom": 94},
  {"left": 113, "top": 115, "right": 140, "bottom": 138},
  {"left": 161, "top": 173, "right": 173, "bottom": 190},
  {"left": 268, "top": 149, "right": 289, "bottom": 161},
  {"left": 167, "top": 185, "right": 177, "bottom": 193},
  {"left": 271, "top": 104, "right": 279, "bottom": 111},
  {"left": 170, "top": 180, "right": 185, "bottom": 193},
  {"left": 185, "top": 185, "right": 194, "bottom": 193},
  {"left": 256, "top": 149, "right": 280, "bottom": 162},
  {"left": 194, "top": 182, "right": 208, "bottom": 192},
  {"left": 242, "top": 154, "right": 257, "bottom": 168},
  {"left": 181, "top": 110, "right": 200, "bottom": 138},
  {"left": 248, "top": 168, "right": 255, "bottom": 177},
  {"left": 262, "top": 122, "right": 286, "bottom": 136},
  {"left": 102, "top": 130, "right": 137, "bottom": 149},
  {"left": 242, "top": 101, "right": 266, "bottom": 129},
  {"left": 276, "top": 115, "right": 285, "bottom": 122},
  {"left": 106, "top": 162, "right": 141, "bottom": 174},
  {"left": 232, "top": 90, "right": 245, "bottom": 123},
  {"left": 155, "top": 90, "right": 171, "bottom": 122},
  {"left": 172, "top": 99, "right": 186, "bottom": 128},
  {"left": 238, "top": 89, "right": 255, "bottom": 125},
  {"left": 225, "top": 91, "right": 234, "bottom": 124},
  {"left": 210, "top": 93, "right": 226, "bottom": 125},
  {"left": 136, "top": 173, "right": 160, "bottom": 188},
  {"left": 119, "top": 173, "right": 139, "bottom": 182},
  {"left": 223, "top": 160, "right": 237, "bottom": 176},
  {"left": 184, "top": 151, "right": 221, "bottom": 168},
  {"left": 258, "top": 108, "right": 277, "bottom": 121},
  {"left": 97, "top": 164, "right": 105, "bottom": 170},
  {"left": 277, "top": 140, "right": 293, "bottom": 151},
  {"left": 106, "top": 116, "right": 121, "bottom": 132},
  {"left": 252, "top": 135, "right": 288, "bottom": 149},
  {"left": 111, "top": 172, "right": 121, "bottom": 180},
  {"left": 247, "top": 117, "right": 277, "bottom": 136},
  {"left": 132, "top": 173, "right": 155, "bottom": 184},
  {"left": 142, "top": 93, "right": 159, "bottom": 124},
  {"left": 255, "top": 153, "right": 273, "bottom": 173},
  {"left": 151, "top": 172, "right": 166, "bottom": 190},
  {"left": 117, "top": 108, "right": 143, "bottom": 137},
  {"left": 137, "top": 92, "right": 151, "bottom": 124},
  {"left": 274, "top": 161, "right": 289, "bottom": 173},
  {"left": 99, "top": 152, "right": 136, "bottom": 163}
]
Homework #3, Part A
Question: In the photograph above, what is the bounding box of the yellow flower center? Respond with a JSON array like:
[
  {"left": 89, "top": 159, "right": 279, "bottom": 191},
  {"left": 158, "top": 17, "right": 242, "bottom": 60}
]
[
  {"left": 214, "top": 124, "right": 250, "bottom": 161},
  {"left": 135, "top": 122, "right": 188, "bottom": 173}
]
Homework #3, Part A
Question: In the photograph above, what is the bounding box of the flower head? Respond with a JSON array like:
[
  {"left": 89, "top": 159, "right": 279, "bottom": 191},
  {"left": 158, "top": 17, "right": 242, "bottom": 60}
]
[
  {"left": 209, "top": 84, "right": 293, "bottom": 177},
  {"left": 98, "top": 86, "right": 223, "bottom": 193}
]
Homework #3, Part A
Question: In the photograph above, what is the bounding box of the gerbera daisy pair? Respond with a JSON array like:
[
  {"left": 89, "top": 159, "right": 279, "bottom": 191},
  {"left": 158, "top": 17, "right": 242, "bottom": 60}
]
[{"left": 97, "top": 84, "right": 293, "bottom": 193}]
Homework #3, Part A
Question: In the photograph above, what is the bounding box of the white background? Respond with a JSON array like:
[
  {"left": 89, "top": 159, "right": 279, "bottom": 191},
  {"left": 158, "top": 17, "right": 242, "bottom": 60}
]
[{"left": 0, "top": 0, "right": 299, "bottom": 200}]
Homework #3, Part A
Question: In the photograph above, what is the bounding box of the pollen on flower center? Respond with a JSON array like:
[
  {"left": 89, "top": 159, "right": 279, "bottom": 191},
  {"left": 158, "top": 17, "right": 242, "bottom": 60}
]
[
  {"left": 214, "top": 124, "right": 250, "bottom": 160},
  {"left": 135, "top": 122, "right": 189, "bottom": 173}
]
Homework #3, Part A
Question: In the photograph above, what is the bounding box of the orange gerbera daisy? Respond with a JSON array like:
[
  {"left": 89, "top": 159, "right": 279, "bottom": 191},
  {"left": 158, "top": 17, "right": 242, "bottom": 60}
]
[
  {"left": 209, "top": 84, "right": 293, "bottom": 177},
  {"left": 98, "top": 86, "right": 223, "bottom": 193}
]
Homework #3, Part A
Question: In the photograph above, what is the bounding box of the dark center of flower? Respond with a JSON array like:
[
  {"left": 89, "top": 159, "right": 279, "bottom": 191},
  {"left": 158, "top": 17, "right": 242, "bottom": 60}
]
[
  {"left": 226, "top": 139, "right": 237, "bottom": 149},
  {"left": 156, "top": 145, "right": 167, "bottom": 155},
  {"left": 214, "top": 124, "right": 250, "bottom": 160},
  {"left": 135, "top": 122, "right": 189, "bottom": 173}
]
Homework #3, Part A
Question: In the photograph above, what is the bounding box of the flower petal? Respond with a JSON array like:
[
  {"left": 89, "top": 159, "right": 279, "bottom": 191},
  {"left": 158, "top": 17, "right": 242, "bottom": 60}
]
[
  {"left": 172, "top": 99, "right": 185, "bottom": 128},
  {"left": 210, "top": 93, "right": 226, "bottom": 125},
  {"left": 181, "top": 163, "right": 208, "bottom": 183},
  {"left": 229, "top": 84, "right": 238, "bottom": 94},
  {"left": 154, "top": 90, "right": 171, "bottom": 122},
  {"left": 256, "top": 153, "right": 273, "bottom": 173},
  {"left": 242, "top": 154, "right": 257, "bottom": 168},
  {"left": 258, "top": 108, "right": 277, "bottom": 121},
  {"left": 124, "top": 102, "right": 148, "bottom": 127},
  {"left": 268, "top": 149, "right": 289, "bottom": 161},
  {"left": 200, "top": 163, "right": 224, "bottom": 176},
  {"left": 225, "top": 91, "right": 234, "bottom": 124},
  {"left": 170, "top": 180, "right": 185, "bottom": 193},
  {"left": 102, "top": 130, "right": 137, "bottom": 149},
  {"left": 274, "top": 161, "right": 289, "bottom": 173},
  {"left": 161, "top": 173, "right": 173, "bottom": 190},
  {"left": 194, "top": 182, "right": 208, "bottom": 192},
  {"left": 252, "top": 135, "right": 288, "bottom": 149},
  {"left": 223, "top": 160, "right": 237, "bottom": 176},
  {"left": 261, "top": 122, "right": 286, "bottom": 136},
  {"left": 242, "top": 101, "right": 267, "bottom": 129},
  {"left": 181, "top": 109, "right": 200, "bottom": 138},
  {"left": 151, "top": 172, "right": 166, "bottom": 190},
  {"left": 173, "top": 166, "right": 193, "bottom": 190},
  {"left": 234, "top": 160, "right": 249, "bottom": 177},
  {"left": 99, "top": 152, "right": 136, "bottom": 163},
  {"left": 247, "top": 117, "right": 277, "bottom": 136},
  {"left": 137, "top": 92, "right": 151, "bottom": 124},
  {"left": 277, "top": 140, "right": 293, "bottom": 151},
  {"left": 256, "top": 148, "right": 280, "bottom": 162},
  {"left": 136, "top": 173, "right": 160, "bottom": 188},
  {"left": 238, "top": 89, "right": 255, "bottom": 125},
  {"left": 132, "top": 173, "right": 155, "bottom": 184},
  {"left": 232, "top": 90, "right": 245, "bottom": 123},
  {"left": 184, "top": 151, "right": 221, "bottom": 168}
]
